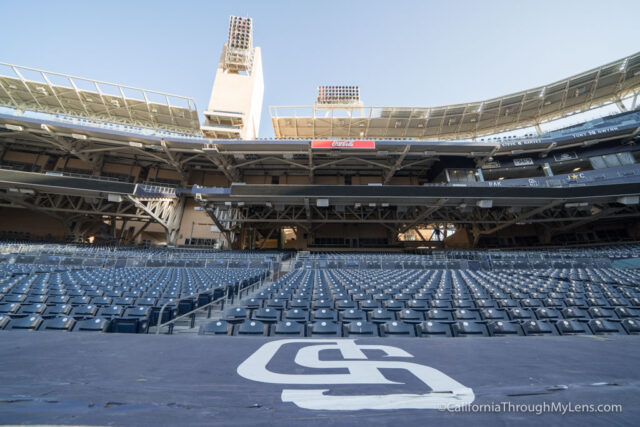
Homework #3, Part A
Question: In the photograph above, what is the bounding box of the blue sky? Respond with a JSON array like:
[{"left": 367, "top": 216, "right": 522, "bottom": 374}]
[{"left": 1, "top": 0, "right": 639, "bottom": 137}]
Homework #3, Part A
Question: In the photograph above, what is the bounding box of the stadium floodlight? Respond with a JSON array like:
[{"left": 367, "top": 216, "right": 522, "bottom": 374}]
[
  {"left": 223, "top": 16, "right": 254, "bottom": 72},
  {"left": 128, "top": 141, "right": 143, "bottom": 148},
  {"left": 71, "top": 133, "right": 87, "bottom": 140},
  {"left": 316, "top": 86, "right": 361, "bottom": 105},
  {"left": 4, "top": 124, "right": 23, "bottom": 131}
]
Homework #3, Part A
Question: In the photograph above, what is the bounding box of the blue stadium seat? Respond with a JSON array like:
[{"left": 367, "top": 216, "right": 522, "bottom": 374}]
[
  {"left": 226, "top": 307, "right": 249, "bottom": 323},
  {"left": 417, "top": 321, "right": 452, "bottom": 337},
  {"left": 521, "top": 320, "right": 558, "bottom": 336},
  {"left": 252, "top": 308, "right": 280, "bottom": 323},
  {"left": 75, "top": 317, "right": 110, "bottom": 332},
  {"left": 588, "top": 319, "right": 626, "bottom": 335},
  {"left": 344, "top": 321, "right": 378, "bottom": 336},
  {"left": 555, "top": 319, "right": 591, "bottom": 335},
  {"left": 380, "top": 321, "right": 416, "bottom": 337},
  {"left": 283, "top": 309, "right": 309, "bottom": 323},
  {"left": 41, "top": 316, "right": 75, "bottom": 331},
  {"left": 309, "top": 321, "right": 342, "bottom": 337},
  {"left": 234, "top": 320, "right": 268, "bottom": 336},
  {"left": 272, "top": 321, "right": 305, "bottom": 336},
  {"left": 452, "top": 321, "right": 490, "bottom": 337},
  {"left": 487, "top": 320, "right": 524, "bottom": 336},
  {"left": 398, "top": 309, "right": 424, "bottom": 324},
  {"left": 340, "top": 309, "right": 367, "bottom": 322},
  {"left": 369, "top": 308, "right": 395, "bottom": 323},
  {"left": 199, "top": 320, "right": 232, "bottom": 335},
  {"left": 9, "top": 315, "right": 43, "bottom": 331},
  {"left": 312, "top": 309, "right": 338, "bottom": 321}
]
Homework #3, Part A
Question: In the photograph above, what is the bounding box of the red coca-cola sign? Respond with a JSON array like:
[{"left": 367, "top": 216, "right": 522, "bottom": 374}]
[{"left": 311, "top": 140, "right": 376, "bottom": 149}]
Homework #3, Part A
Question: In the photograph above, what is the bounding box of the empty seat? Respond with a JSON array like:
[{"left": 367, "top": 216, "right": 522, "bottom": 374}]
[
  {"left": 480, "top": 308, "right": 508, "bottom": 320},
  {"left": 309, "top": 321, "right": 342, "bottom": 337},
  {"left": 360, "top": 299, "right": 382, "bottom": 311},
  {"left": 289, "top": 299, "right": 310, "bottom": 309},
  {"left": 475, "top": 299, "right": 497, "bottom": 308},
  {"left": 44, "top": 304, "right": 72, "bottom": 317},
  {"left": 71, "top": 304, "right": 99, "bottom": 318},
  {"left": 26, "top": 295, "right": 47, "bottom": 304},
  {"left": 312, "top": 299, "right": 332, "bottom": 310},
  {"left": 369, "top": 309, "right": 395, "bottom": 323},
  {"left": 110, "top": 317, "right": 148, "bottom": 334},
  {"left": 398, "top": 309, "right": 423, "bottom": 324},
  {"left": 561, "top": 307, "right": 589, "bottom": 319},
  {"left": 521, "top": 320, "right": 558, "bottom": 336},
  {"left": 124, "top": 306, "right": 151, "bottom": 319},
  {"left": 41, "top": 316, "right": 75, "bottom": 331},
  {"left": 588, "top": 307, "right": 616, "bottom": 319},
  {"left": 272, "top": 321, "right": 305, "bottom": 336},
  {"left": 453, "top": 299, "right": 475, "bottom": 309},
  {"left": 535, "top": 308, "right": 562, "bottom": 320},
  {"left": 380, "top": 321, "right": 416, "bottom": 337},
  {"left": 340, "top": 309, "right": 367, "bottom": 322},
  {"left": 75, "top": 317, "right": 110, "bottom": 332},
  {"left": 425, "top": 309, "right": 453, "bottom": 321},
  {"left": 9, "top": 315, "right": 43, "bottom": 331},
  {"left": 234, "top": 320, "right": 268, "bottom": 336},
  {"left": 252, "top": 308, "right": 279, "bottom": 323},
  {"left": 621, "top": 318, "right": 640, "bottom": 334},
  {"left": 430, "top": 300, "right": 452, "bottom": 309},
  {"left": 555, "top": 319, "right": 591, "bottom": 335},
  {"left": 199, "top": 320, "right": 232, "bottom": 335},
  {"left": 452, "top": 321, "right": 490, "bottom": 337},
  {"left": 0, "top": 303, "right": 21, "bottom": 315},
  {"left": 487, "top": 320, "right": 524, "bottom": 336},
  {"left": 520, "top": 299, "right": 543, "bottom": 308},
  {"left": 283, "top": 309, "right": 309, "bottom": 323},
  {"left": 614, "top": 307, "right": 640, "bottom": 319},
  {"left": 383, "top": 300, "right": 405, "bottom": 311},
  {"left": 98, "top": 306, "right": 125, "bottom": 317},
  {"left": 344, "top": 321, "right": 378, "bottom": 336},
  {"left": 335, "top": 299, "right": 356, "bottom": 310},
  {"left": 226, "top": 307, "right": 249, "bottom": 323},
  {"left": 18, "top": 304, "right": 47, "bottom": 315},
  {"left": 266, "top": 299, "right": 287, "bottom": 310},
  {"left": 2, "top": 295, "right": 26, "bottom": 303},
  {"left": 69, "top": 296, "right": 91, "bottom": 305},
  {"left": 47, "top": 295, "right": 70, "bottom": 304},
  {"left": 453, "top": 309, "right": 481, "bottom": 321},
  {"left": 91, "top": 296, "right": 113, "bottom": 306},
  {"left": 508, "top": 308, "right": 534, "bottom": 320},
  {"left": 588, "top": 319, "right": 626, "bottom": 335},
  {"left": 312, "top": 309, "right": 338, "bottom": 321},
  {"left": 406, "top": 299, "right": 429, "bottom": 311},
  {"left": 418, "top": 321, "right": 452, "bottom": 337}
]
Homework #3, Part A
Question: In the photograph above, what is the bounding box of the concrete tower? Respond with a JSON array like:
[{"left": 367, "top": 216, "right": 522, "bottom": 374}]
[{"left": 202, "top": 16, "right": 264, "bottom": 140}]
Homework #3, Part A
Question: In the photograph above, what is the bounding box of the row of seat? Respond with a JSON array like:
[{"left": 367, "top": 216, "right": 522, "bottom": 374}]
[
  {"left": 0, "top": 315, "right": 146, "bottom": 333},
  {"left": 224, "top": 306, "right": 640, "bottom": 323},
  {"left": 200, "top": 318, "right": 640, "bottom": 337}
]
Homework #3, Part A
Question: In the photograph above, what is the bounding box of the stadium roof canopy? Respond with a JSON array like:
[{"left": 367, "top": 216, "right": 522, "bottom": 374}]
[
  {"left": 270, "top": 51, "right": 640, "bottom": 140},
  {"left": 0, "top": 63, "right": 200, "bottom": 135}
]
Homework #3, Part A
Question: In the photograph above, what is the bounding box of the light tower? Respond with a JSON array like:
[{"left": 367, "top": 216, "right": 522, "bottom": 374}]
[{"left": 202, "top": 16, "right": 264, "bottom": 139}]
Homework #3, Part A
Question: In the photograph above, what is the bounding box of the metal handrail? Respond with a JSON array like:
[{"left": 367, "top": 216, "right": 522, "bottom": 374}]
[
  {"left": 155, "top": 288, "right": 227, "bottom": 335},
  {"left": 153, "top": 275, "right": 265, "bottom": 334}
]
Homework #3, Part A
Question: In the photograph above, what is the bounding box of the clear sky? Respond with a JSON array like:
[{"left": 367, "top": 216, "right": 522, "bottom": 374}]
[{"left": 1, "top": 0, "right": 639, "bottom": 137}]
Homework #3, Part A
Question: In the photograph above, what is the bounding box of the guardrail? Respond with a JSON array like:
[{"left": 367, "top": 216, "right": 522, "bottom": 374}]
[{"left": 154, "top": 276, "right": 266, "bottom": 334}]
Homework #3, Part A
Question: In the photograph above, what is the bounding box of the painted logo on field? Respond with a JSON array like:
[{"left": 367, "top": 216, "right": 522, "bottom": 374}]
[{"left": 237, "top": 339, "right": 475, "bottom": 410}]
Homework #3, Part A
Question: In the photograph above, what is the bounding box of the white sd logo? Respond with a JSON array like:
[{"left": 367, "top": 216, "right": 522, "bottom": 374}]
[{"left": 237, "top": 339, "right": 475, "bottom": 410}]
